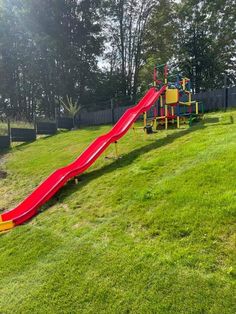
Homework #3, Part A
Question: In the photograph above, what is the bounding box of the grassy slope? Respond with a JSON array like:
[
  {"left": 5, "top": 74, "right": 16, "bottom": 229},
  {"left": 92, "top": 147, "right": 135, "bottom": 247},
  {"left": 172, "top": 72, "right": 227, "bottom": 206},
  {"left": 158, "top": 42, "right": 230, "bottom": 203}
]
[{"left": 0, "top": 111, "right": 235, "bottom": 314}]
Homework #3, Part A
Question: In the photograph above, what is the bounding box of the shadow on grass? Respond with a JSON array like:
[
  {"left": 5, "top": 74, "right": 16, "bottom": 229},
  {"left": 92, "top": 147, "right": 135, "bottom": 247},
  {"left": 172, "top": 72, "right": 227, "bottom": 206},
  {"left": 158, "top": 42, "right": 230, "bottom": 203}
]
[
  {"left": 203, "top": 117, "right": 220, "bottom": 124},
  {"left": 39, "top": 129, "right": 71, "bottom": 140},
  {"left": 0, "top": 109, "right": 233, "bottom": 235},
  {"left": 78, "top": 124, "right": 112, "bottom": 132},
  {"left": 41, "top": 121, "right": 207, "bottom": 211},
  {"left": 2, "top": 114, "right": 233, "bottom": 223},
  {"left": 230, "top": 115, "right": 235, "bottom": 124},
  {"left": 203, "top": 115, "right": 235, "bottom": 127},
  {"left": 0, "top": 130, "right": 72, "bottom": 156}
]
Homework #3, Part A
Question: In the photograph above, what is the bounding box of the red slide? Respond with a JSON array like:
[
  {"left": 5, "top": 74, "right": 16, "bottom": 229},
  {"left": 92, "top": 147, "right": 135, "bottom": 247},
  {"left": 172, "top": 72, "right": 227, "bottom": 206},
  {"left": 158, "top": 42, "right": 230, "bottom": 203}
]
[{"left": 0, "top": 86, "right": 166, "bottom": 231}]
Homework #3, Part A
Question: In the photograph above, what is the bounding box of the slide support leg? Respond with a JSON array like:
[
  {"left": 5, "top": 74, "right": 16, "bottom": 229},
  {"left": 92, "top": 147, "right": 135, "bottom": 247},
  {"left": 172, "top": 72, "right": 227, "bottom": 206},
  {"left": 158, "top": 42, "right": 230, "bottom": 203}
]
[
  {"left": 154, "top": 118, "right": 157, "bottom": 130},
  {"left": 196, "top": 102, "right": 199, "bottom": 115},
  {"left": 171, "top": 106, "right": 174, "bottom": 124},
  {"left": 177, "top": 103, "right": 180, "bottom": 129},
  {"left": 165, "top": 105, "right": 168, "bottom": 130},
  {"left": 132, "top": 123, "right": 136, "bottom": 139},
  {"left": 115, "top": 141, "right": 119, "bottom": 159}
]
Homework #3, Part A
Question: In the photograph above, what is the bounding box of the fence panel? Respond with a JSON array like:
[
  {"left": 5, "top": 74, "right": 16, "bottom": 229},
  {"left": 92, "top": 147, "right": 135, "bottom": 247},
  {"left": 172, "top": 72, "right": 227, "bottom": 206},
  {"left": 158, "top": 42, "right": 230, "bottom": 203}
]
[
  {"left": 0, "top": 136, "right": 10, "bottom": 149},
  {"left": 58, "top": 117, "right": 74, "bottom": 130},
  {"left": 36, "top": 122, "right": 57, "bottom": 135},
  {"left": 114, "top": 106, "right": 131, "bottom": 122},
  {"left": 77, "top": 86, "right": 236, "bottom": 127},
  {"left": 194, "top": 89, "right": 224, "bottom": 112},
  {"left": 228, "top": 86, "right": 236, "bottom": 108},
  {"left": 93, "top": 109, "right": 112, "bottom": 125},
  {"left": 11, "top": 128, "right": 36, "bottom": 142},
  {"left": 80, "top": 109, "right": 112, "bottom": 126}
]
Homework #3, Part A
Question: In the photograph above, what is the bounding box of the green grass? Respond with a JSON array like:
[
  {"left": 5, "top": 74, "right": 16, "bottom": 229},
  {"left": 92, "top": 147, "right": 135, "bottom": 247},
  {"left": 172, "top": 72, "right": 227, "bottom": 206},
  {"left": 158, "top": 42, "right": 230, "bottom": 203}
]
[
  {"left": 0, "top": 121, "right": 34, "bottom": 136},
  {"left": 0, "top": 122, "right": 8, "bottom": 136},
  {"left": 0, "top": 111, "right": 235, "bottom": 313}
]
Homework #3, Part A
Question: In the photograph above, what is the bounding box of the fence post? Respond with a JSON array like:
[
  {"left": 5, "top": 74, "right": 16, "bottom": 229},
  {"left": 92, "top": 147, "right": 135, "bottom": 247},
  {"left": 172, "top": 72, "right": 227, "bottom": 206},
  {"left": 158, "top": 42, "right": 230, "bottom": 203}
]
[
  {"left": 33, "top": 114, "right": 37, "bottom": 132},
  {"left": 7, "top": 119, "right": 11, "bottom": 136},
  {"left": 55, "top": 106, "right": 58, "bottom": 129},
  {"left": 7, "top": 119, "right": 11, "bottom": 146},
  {"left": 111, "top": 98, "right": 115, "bottom": 125},
  {"left": 224, "top": 74, "right": 228, "bottom": 112}
]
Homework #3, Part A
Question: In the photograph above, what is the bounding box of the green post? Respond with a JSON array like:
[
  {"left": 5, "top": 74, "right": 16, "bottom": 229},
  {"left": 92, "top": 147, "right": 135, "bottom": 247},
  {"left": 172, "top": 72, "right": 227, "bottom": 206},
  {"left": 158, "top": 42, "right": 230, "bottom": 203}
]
[{"left": 189, "top": 115, "right": 192, "bottom": 127}]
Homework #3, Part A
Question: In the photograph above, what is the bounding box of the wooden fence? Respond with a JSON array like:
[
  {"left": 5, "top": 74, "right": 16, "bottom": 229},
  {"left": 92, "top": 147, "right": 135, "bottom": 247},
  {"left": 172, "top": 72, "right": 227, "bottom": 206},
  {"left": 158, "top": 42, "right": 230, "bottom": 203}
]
[
  {"left": 193, "top": 87, "right": 236, "bottom": 112},
  {"left": 0, "top": 117, "right": 73, "bottom": 150},
  {"left": 36, "top": 121, "right": 57, "bottom": 135},
  {"left": 78, "top": 86, "right": 236, "bottom": 126},
  {"left": 11, "top": 128, "right": 36, "bottom": 142},
  {"left": 0, "top": 136, "right": 10, "bottom": 149},
  {"left": 228, "top": 86, "right": 236, "bottom": 108},
  {"left": 1, "top": 86, "right": 235, "bottom": 150}
]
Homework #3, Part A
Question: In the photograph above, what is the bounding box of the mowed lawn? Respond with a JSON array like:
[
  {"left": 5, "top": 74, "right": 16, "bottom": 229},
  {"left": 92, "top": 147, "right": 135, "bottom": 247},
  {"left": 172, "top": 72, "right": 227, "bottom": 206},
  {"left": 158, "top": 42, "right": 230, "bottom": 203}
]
[{"left": 0, "top": 111, "right": 235, "bottom": 313}]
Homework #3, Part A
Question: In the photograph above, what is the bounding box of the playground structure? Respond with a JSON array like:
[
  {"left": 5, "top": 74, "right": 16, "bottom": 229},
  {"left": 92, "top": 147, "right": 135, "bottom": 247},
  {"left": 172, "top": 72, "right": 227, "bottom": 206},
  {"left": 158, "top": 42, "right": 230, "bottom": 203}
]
[
  {"left": 0, "top": 65, "right": 203, "bottom": 232},
  {"left": 138, "top": 64, "right": 204, "bottom": 135}
]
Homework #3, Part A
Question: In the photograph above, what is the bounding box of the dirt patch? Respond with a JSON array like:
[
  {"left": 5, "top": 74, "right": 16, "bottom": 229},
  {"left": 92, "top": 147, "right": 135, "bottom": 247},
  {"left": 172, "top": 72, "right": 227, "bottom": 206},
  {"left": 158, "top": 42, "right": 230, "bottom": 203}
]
[{"left": 0, "top": 170, "right": 7, "bottom": 179}]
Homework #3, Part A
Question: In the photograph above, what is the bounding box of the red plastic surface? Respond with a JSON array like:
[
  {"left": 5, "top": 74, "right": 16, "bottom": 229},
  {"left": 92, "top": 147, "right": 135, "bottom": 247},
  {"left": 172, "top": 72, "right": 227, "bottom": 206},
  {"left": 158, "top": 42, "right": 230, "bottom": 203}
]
[{"left": 2, "top": 86, "right": 166, "bottom": 226}]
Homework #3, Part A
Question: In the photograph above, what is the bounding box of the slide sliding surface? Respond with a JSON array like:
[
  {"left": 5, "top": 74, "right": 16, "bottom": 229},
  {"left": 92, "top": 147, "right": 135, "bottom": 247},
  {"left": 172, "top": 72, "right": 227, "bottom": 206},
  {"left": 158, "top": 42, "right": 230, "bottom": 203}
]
[{"left": 0, "top": 86, "right": 166, "bottom": 231}]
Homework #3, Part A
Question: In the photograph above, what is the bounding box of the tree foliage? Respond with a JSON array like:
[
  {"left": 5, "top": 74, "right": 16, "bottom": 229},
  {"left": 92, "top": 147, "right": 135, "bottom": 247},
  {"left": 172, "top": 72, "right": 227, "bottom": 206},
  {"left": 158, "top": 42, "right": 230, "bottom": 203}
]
[
  {"left": 102, "top": 0, "right": 156, "bottom": 101},
  {"left": 0, "top": 0, "right": 235, "bottom": 120},
  {"left": 140, "top": 0, "right": 235, "bottom": 92},
  {"left": 139, "top": 0, "right": 177, "bottom": 91},
  {"left": 0, "top": 0, "right": 104, "bottom": 120},
  {"left": 175, "top": 0, "right": 236, "bottom": 92}
]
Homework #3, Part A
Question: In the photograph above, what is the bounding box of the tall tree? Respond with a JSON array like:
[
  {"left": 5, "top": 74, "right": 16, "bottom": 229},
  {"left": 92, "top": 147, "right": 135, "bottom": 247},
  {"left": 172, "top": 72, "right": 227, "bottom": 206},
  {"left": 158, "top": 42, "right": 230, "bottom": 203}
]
[
  {"left": 104, "top": 0, "right": 156, "bottom": 102},
  {"left": 0, "top": 0, "right": 104, "bottom": 120},
  {"left": 176, "top": 0, "right": 236, "bottom": 92},
  {"left": 139, "top": 0, "right": 177, "bottom": 92}
]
